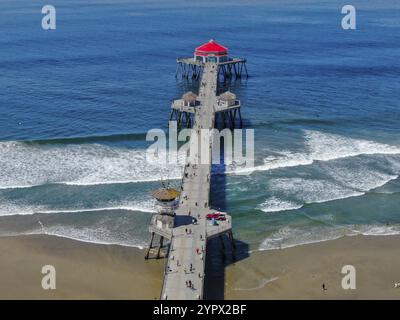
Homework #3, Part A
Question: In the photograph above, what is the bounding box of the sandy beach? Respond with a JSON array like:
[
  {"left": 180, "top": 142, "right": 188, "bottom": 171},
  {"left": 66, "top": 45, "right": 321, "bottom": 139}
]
[
  {"left": 225, "top": 235, "right": 400, "bottom": 299},
  {"left": 0, "top": 235, "right": 163, "bottom": 300},
  {"left": 1, "top": 234, "right": 399, "bottom": 299}
]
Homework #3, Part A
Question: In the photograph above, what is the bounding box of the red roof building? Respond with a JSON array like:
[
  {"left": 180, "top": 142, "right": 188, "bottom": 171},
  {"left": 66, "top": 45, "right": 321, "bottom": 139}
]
[{"left": 194, "top": 39, "right": 230, "bottom": 63}]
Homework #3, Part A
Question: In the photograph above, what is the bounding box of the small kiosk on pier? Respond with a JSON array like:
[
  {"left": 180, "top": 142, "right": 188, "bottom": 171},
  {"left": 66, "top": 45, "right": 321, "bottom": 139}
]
[{"left": 145, "top": 187, "right": 180, "bottom": 259}]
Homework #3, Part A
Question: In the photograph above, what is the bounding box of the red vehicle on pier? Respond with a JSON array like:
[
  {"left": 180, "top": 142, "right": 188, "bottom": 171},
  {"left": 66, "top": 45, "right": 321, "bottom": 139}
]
[{"left": 206, "top": 212, "right": 227, "bottom": 221}]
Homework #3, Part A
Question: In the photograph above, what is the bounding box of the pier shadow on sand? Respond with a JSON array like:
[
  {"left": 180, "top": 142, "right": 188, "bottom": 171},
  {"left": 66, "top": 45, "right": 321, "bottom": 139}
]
[{"left": 203, "top": 146, "right": 249, "bottom": 300}]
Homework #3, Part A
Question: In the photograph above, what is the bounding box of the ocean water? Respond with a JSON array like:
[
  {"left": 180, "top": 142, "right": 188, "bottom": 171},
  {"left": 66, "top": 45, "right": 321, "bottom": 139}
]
[{"left": 1, "top": 0, "right": 399, "bottom": 251}]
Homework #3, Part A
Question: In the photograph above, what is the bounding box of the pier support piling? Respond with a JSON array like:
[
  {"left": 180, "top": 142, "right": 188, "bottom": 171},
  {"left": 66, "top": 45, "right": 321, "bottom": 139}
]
[
  {"left": 157, "top": 236, "right": 164, "bottom": 259},
  {"left": 145, "top": 232, "right": 155, "bottom": 260},
  {"left": 214, "top": 108, "right": 242, "bottom": 130},
  {"left": 238, "top": 108, "right": 243, "bottom": 128},
  {"left": 169, "top": 109, "right": 195, "bottom": 130},
  {"left": 176, "top": 58, "right": 247, "bottom": 82},
  {"left": 219, "top": 235, "right": 225, "bottom": 251}
]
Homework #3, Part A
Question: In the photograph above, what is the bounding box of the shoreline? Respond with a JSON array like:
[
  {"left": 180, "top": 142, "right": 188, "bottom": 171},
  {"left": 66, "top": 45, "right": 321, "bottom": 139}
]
[{"left": 1, "top": 234, "right": 400, "bottom": 299}]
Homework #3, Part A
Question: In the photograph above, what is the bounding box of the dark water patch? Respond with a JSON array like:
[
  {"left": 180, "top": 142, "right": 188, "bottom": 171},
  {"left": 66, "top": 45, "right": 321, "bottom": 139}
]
[
  {"left": 307, "top": 64, "right": 400, "bottom": 78},
  {"left": 253, "top": 117, "right": 340, "bottom": 129},
  {"left": 20, "top": 132, "right": 149, "bottom": 145}
]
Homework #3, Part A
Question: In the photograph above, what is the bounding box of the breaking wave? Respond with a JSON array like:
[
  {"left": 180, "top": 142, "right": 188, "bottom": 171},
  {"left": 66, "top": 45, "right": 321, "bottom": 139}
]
[
  {"left": 231, "top": 130, "right": 400, "bottom": 175},
  {"left": 1, "top": 131, "right": 399, "bottom": 190},
  {"left": 259, "top": 224, "right": 400, "bottom": 251},
  {"left": 0, "top": 141, "right": 184, "bottom": 190},
  {"left": 24, "top": 226, "right": 148, "bottom": 250},
  {"left": 0, "top": 198, "right": 156, "bottom": 217}
]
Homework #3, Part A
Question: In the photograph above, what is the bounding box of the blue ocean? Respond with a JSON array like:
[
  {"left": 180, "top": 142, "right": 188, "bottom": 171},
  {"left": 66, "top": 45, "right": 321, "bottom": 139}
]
[{"left": 0, "top": 0, "right": 399, "bottom": 251}]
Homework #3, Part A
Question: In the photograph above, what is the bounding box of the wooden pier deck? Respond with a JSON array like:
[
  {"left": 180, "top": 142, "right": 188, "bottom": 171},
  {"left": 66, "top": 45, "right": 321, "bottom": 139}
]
[{"left": 161, "top": 62, "right": 232, "bottom": 300}]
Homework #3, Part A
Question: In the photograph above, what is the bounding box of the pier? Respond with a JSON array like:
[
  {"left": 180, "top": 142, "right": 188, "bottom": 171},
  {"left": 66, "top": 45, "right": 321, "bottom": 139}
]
[
  {"left": 175, "top": 39, "right": 248, "bottom": 81},
  {"left": 147, "top": 40, "right": 245, "bottom": 300}
]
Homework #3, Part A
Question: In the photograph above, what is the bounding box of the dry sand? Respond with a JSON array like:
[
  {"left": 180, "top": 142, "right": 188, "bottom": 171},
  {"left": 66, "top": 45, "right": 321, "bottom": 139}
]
[
  {"left": 0, "top": 235, "right": 163, "bottom": 299},
  {"left": 1, "top": 234, "right": 400, "bottom": 299}
]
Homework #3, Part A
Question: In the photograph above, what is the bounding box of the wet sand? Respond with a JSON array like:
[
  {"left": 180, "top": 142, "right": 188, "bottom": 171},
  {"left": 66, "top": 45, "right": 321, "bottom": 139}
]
[
  {"left": 1, "top": 234, "right": 400, "bottom": 299},
  {"left": 225, "top": 235, "right": 400, "bottom": 299}
]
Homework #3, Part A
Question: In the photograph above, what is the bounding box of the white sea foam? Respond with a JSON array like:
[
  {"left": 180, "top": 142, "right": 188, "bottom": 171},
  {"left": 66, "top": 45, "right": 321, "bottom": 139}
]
[
  {"left": 259, "top": 226, "right": 345, "bottom": 250},
  {"left": 0, "top": 141, "right": 184, "bottom": 189},
  {"left": 258, "top": 177, "right": 365, "bottom": 213},
  {"left": 24, "top": 226, "right": 147, "bottom": 249},
  {"left": 272, "top": 178, "right": 365, "bottom": 204},
  {"left": 320, "top": 157, "right": 399, "bottom": 192},
  {"left": 258, "top": 155, "right": 399, "bottom": 213},
  {"left": 1, "top": 131, "right": 398, "bottom": 189},
  {"left": 259, "top": 224, "right": 400, "bottom": 251},
  {"left": 0, "top": 199, "right": 156, "bottom": 217},
  {"left": 258, "top": 197, "right": 303, "bottom": 213},
  {"left": 230, "top": 130, "right": 400, "bottom": 175}
]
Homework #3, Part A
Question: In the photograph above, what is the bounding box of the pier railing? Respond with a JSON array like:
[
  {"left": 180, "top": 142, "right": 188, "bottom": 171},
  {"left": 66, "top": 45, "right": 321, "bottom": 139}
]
[{"left": 160, "top": 233, "right": 173, "bottom": 300}]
